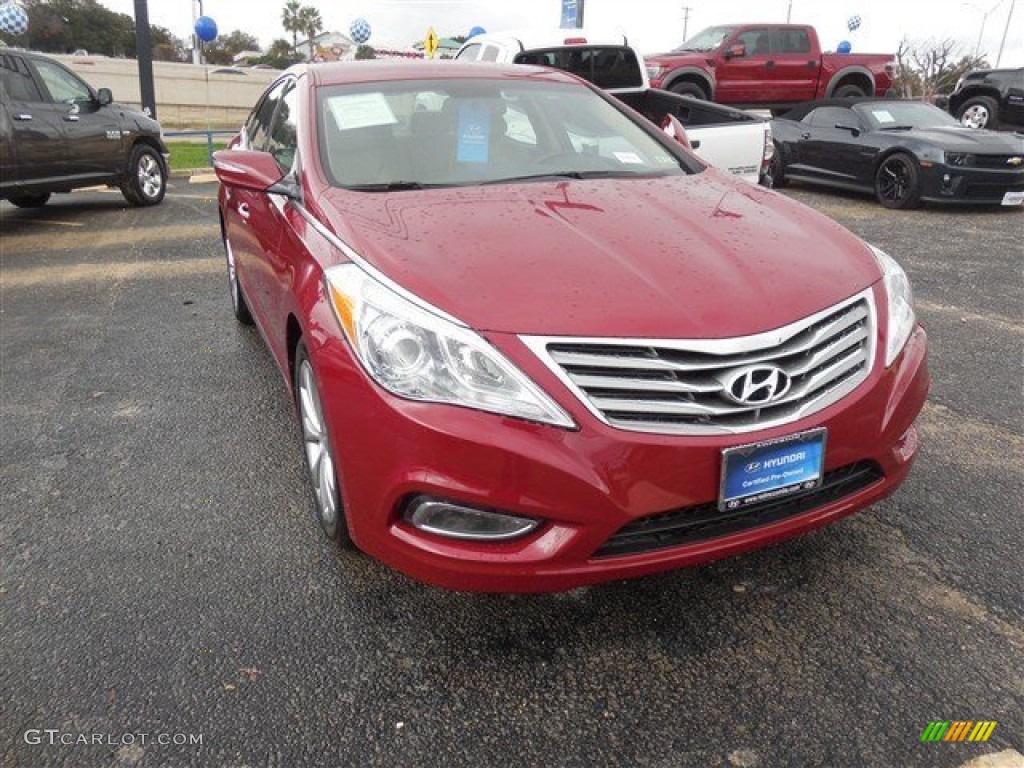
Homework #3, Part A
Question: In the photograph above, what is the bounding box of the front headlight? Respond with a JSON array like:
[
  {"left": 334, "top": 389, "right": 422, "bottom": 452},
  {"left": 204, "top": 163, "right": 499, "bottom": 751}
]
[
  {"left": 646, "top": 65, "right": 665, "bottom": 79},
  {"left": 869, "top": 245, "right": 916, "bottom": 367},
  {"left": 325, "top": 263, "right": 575, "bottom": 428}
]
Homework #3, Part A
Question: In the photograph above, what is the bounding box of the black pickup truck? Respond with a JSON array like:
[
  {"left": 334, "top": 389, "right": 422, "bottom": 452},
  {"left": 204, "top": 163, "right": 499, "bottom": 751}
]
[
  {"left": 949, "top": 67, "right": 1024, "bottom": 130},
  {"left": 1, "top": 49, "right": 168, "bottom": 208}
]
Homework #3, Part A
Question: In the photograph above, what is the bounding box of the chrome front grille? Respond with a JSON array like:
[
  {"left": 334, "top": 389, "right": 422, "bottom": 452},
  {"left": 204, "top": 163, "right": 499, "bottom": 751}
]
[{"left": 522, "top": 290, "right": 876, "bottom": 435}]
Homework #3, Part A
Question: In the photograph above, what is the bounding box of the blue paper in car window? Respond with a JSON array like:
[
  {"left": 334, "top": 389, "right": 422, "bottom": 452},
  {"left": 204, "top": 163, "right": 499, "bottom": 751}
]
[{"left": 456, "top": 103, "right": 490, "bottom": 164}]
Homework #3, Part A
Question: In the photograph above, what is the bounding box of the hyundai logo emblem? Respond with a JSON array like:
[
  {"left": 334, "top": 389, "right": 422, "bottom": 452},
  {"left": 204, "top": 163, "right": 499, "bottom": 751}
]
[{"left": 723, "top": 365, "right": 792, "bottom": 405}]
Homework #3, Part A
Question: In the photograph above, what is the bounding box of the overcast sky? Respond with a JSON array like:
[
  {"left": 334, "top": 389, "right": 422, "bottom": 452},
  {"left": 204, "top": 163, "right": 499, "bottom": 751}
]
[{"left": 97, "top": 0, "right": 1022, "bottom": 66}]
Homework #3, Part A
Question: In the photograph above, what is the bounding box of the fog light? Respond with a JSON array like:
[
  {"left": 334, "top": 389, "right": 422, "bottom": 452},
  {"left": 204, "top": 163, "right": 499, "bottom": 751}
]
[
  {"left": 892, "top": 424, "right": 919, "bottom": 464},
  {"left": 404, "top": 497, "right": 540, "bottom": 541}
]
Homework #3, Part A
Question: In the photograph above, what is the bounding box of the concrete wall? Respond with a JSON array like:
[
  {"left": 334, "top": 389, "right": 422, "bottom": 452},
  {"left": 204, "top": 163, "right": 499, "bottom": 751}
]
[{"left": 51, "top": 55, "right": 279, "bottom": 129}]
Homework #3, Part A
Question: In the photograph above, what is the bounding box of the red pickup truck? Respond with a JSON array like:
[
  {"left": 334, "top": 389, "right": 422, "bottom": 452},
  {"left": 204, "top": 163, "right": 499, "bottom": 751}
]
[{"left": 646, "top": 24, "right": 895, "bottom": 113}]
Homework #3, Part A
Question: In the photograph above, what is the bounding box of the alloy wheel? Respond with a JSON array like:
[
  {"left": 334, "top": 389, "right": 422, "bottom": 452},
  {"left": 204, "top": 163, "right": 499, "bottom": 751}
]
[
  {"left": 138, "top": 153, "right": 163, "bottom": 199},
  {"left": 298, "top": 359, "right": 339, "bottom": 535},
  {"left": 878, "top": 158, "right": 910, "bottom": 204},
  {"left": 959, "top": 104, "right": 990, "bottom": 129}
]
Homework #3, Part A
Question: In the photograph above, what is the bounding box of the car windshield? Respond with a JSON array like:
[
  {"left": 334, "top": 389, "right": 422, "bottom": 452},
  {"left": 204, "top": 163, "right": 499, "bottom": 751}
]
[
  {"left": 673, "top": 26, "right": 736, "bottom": 52},
  {"left": 855, "top": 102, "right": 961, "bottom": 130},
  {"left": 316, "top": 77, "right": 689, "bottom": 189}
]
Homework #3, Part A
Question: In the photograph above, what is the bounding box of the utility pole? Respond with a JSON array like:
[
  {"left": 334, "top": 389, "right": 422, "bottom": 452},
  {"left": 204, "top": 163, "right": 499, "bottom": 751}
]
[
  {"left": 996, "top": 0, "right": 1016, "bottom": 65},
  {"left": 133, "top": 0, "right": 156, "bottom": 118},
  {"left": 577, "top": 0, "right": 585, "bottom": 28},
  {"left": 682, "top": 6, "right": 692, "bottom": 40},
  {"left": 787, "top": 0, "right": 793, "bottom": 22}
]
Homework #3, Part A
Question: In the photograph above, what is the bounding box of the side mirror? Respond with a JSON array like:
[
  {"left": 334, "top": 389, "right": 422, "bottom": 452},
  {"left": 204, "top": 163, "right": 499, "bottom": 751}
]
[
  {"left": 661, "top": 114, "right": 692, "bottom": 149},
  {"left": 835, "top": 123, "right": 861, "bottom": 137},
  {"left": 725, "top": 43, "right": 746, "bottom": 59},
  {"left": 96, "top": 87, "right": 113, "bottom": 106},
  {"left": 213, "top": 149, "right": 295, "bottom": 197}
]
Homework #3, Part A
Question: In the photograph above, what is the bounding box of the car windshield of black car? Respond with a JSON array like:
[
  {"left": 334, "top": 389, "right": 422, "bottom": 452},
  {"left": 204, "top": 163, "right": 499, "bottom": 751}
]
[{"left": 855, "top": 102, "right": 960, "bottom": 131}]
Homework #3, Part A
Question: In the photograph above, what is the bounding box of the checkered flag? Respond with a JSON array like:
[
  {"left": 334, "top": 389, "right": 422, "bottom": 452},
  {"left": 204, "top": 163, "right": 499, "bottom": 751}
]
[
  {"left": 847, "top": 14, "right": 862, "bottom": 32},
  {"left": 349, "top": 18, "right": 371, "bottom": 45}
]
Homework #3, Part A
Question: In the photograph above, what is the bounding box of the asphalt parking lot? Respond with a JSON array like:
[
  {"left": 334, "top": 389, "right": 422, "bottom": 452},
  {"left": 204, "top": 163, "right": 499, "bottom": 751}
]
[{"left": 1, "top": 180, "right": 1021, "bottom": 768}]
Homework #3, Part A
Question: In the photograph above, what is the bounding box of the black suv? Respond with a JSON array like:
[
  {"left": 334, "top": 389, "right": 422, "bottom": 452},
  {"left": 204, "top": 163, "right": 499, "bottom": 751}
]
[
  {"left": 948, "top": 67, "right": 1024, "bottom": 130},
  {"left": 0, "top": 50, "right": 169, "bottom": 208}
]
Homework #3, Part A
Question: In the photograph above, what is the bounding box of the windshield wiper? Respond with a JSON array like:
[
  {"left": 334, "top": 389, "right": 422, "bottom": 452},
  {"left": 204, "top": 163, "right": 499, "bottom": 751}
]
[
  {"left": 878, "top": 125, "right": 915, "bottom": 131},
  {"left": 483, "top": 170, "right": 665, "bottom": 185},
  {"left": 346, "top": 181, "right": 428, "bottom": 191}
]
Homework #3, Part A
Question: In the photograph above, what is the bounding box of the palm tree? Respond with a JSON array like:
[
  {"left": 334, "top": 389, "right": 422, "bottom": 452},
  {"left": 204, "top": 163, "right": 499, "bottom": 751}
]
[
  {"left": 297, "top": 6, "right": 323, "bottom": 58},
  {"left": 281, "top": 0, "right": 302, "bottom": 53}
]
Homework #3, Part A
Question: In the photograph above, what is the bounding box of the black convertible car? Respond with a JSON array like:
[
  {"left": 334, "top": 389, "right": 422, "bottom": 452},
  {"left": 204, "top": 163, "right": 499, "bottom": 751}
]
[{"left": 770, "top": 99, "right": 1024, "bottom": 208}]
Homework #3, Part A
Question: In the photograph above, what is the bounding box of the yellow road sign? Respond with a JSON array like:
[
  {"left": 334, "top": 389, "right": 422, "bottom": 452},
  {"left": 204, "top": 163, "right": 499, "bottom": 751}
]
[{"left": 425, "top": 27, "right": 439, "bottom": 58}]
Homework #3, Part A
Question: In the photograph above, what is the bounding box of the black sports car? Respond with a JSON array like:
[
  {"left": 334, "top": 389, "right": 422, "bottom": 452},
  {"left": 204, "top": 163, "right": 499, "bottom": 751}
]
[{"left": 770, "top": 99, "right": 1024, "bottom": 209}]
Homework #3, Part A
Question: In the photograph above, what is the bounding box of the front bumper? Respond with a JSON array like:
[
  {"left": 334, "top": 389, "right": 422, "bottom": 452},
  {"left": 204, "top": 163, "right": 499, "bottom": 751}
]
[
  {"left": 921, "top": 164, "right": 1024, "bottom": 204},
  {"left": 311, "top": 313, "right": 929, "bottom": 593}
]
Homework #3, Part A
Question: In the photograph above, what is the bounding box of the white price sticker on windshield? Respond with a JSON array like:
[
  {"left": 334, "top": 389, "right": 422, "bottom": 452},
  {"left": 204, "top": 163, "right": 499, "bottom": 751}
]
[
  {"left": 327, "top": 92, "right": 397, "bottom": 131},
  {"left": 871, "top": 109, "right": 895, "bottom": 124}
]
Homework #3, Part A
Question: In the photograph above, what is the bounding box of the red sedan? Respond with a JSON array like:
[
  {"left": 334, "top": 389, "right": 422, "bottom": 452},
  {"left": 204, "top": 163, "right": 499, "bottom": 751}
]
[{"left": 214, "top": 61, "right": 928, "bottom": 592}]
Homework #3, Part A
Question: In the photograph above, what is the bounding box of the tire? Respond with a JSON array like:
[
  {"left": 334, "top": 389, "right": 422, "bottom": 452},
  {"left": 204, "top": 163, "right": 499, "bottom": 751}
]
[
  {"left": 222, "top": 234, "right": 253, "bottom": 325},
  {"left": 669, "top": 81, "right": 707, "bottom": 100},
  {"left": 875, "top": 153, "right": 921, "bottom": 210},
  {"left": 294, "top": 341, "right": 353, "bottom": 547},
  {"left": 8, "top": 194, "right": 51, "bottom": 208},
  {"left": 768, "top": 142, "right": 788, "bottom": 188},
  {"left": 956, "top": 95, "right": 999, "bottom": 129},
  {"left": 120, "top": 144, "right": 166, "bottom": 206},
  {"left": 833, "top": 84, "right": 867, "bottom": 98}
]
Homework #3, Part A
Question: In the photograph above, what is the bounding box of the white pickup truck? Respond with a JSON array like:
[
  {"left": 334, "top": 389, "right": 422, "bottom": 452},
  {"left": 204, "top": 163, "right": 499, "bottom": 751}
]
[{"left": 455, "top": 30, "right": 773, "bottom": 185}]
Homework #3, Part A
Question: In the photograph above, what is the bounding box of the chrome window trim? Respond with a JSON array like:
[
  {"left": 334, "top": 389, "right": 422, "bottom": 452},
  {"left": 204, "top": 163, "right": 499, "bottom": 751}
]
[{"left": 521, "top": 287, "right": 878, "bottom": 436}]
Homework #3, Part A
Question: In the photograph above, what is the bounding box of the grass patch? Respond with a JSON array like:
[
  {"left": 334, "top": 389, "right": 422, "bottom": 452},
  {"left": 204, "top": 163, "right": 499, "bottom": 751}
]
[{"left": 167, "top": 141, "right": 226, "bottom": 171}]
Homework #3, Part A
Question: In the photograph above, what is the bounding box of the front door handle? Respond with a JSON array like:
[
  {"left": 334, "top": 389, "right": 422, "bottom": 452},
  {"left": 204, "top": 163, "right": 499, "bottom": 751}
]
[
  {"left": 800, "top": 132, "right": 812, "bottom": 139},
  {"left": 765, "top": 60, "right": 775, "bottom": 69},
  {"left": 13, "top": 113, "right": 32, "bottom": 121},
  {"left": 63, "top": 114, "right": 80, "bottom": 122}
]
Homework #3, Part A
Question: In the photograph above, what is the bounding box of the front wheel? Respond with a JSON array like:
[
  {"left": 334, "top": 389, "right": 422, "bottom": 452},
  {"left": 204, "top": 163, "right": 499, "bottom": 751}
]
[
  {"left": 875, "top": 153, "right": 921, "bottom": 209},
  {"left": 8, "top": 194, "right": 51, "bottom": 208},
  {"left": 956, "top": 95, "right": 999, "bottom": 129},
  {"left": 768, "top": 142, "right": 788, "bottom": 188},
  {"left": 120, "top": 144, "right": 166, "bottom": 206},
  {"left": 222, "top": 235, "right": 253, "bottom": 325},
  {"left": 295, "top": 341, "right": 353, "bottom": 547}
]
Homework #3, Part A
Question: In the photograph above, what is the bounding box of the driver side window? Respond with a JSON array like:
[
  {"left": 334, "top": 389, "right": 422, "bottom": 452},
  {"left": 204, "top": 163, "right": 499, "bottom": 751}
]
[{"left": 31, "top": 59, "right": 92, "bottom": 103}]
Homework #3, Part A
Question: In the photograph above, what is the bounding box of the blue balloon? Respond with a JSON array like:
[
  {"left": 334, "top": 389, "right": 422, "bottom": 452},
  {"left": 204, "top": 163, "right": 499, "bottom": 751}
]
[
  {"left": 194, "top": 16, "right": 218, "bottom": 43},
  {"left": 468, "top": 26, "right": 486, "bottom": 38},
  {"left": 837, "top": 40, "right": 852, "bottom": 54}
]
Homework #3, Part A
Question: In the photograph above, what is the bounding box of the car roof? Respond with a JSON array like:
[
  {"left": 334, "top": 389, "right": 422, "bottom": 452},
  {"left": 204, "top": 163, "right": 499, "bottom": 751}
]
[
  {"left": 777, "top": 97, "right": 921, "bottom": 123},
  {"left": 304, "top": 59, "right": 580, "bottom": 87}
]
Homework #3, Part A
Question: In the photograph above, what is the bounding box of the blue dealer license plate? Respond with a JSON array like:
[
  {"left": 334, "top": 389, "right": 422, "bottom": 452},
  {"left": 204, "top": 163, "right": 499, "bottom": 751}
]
[{"left": 719, "top": 428, "right": 826, "bottom": 511}]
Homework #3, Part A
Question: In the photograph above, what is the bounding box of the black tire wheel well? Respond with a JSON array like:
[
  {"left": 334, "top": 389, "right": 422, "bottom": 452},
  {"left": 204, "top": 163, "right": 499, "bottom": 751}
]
[
  {"left": 831, "top": 76, "right": 872, "bottom": 98},
  {"left": 667, "top": 79, "right": 710, "bottom": 100}
]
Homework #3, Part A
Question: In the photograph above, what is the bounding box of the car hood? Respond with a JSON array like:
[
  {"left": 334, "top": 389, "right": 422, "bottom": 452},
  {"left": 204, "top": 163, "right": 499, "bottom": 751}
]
[
  {"left": 316, "top": 170, "right": 881, "bottom": 338},
  {"left": 896, "top": 126, "right": 1024, "bottom": 153}
]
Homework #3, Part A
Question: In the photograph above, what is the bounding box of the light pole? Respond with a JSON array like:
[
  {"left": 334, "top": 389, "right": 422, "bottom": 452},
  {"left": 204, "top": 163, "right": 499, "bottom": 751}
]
[
  {"left": 133, "top": 0, "right": 156, "bottom": 118},
  {"left": 191, "top": 0, "right": 204, "bottom": 65},
  {"left": 682, "top": 6, "right": 692, "bottom": 40},
  {"left": 964, "top": 0, "right": 1004, "bottom": 59},
  {"left": 997, "top": 0, "right": 1016, "bottom": 65}
]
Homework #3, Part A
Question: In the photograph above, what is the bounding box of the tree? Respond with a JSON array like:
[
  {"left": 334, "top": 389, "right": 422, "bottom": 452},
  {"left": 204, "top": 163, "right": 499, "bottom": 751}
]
[
  {"left": 2, "top": 0, "right": 135, "bottom": 56},
  {"left": 894, "top": 37, "right": 989, "bottom": 99},
  {"left": 251, "top": 38, "right": 300, "bottom": 69},
  {"left": 296, "top": 5, "right": 323, "bottom": 56},
  {"left": 202, "top": 29, "right": 260, "bottom": 66},
  {"left": 355, "top": 44, "right": 375, "bottom": 60},
  {"left": 281, "top": 0, "right": 302, "bottom": 53}
]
